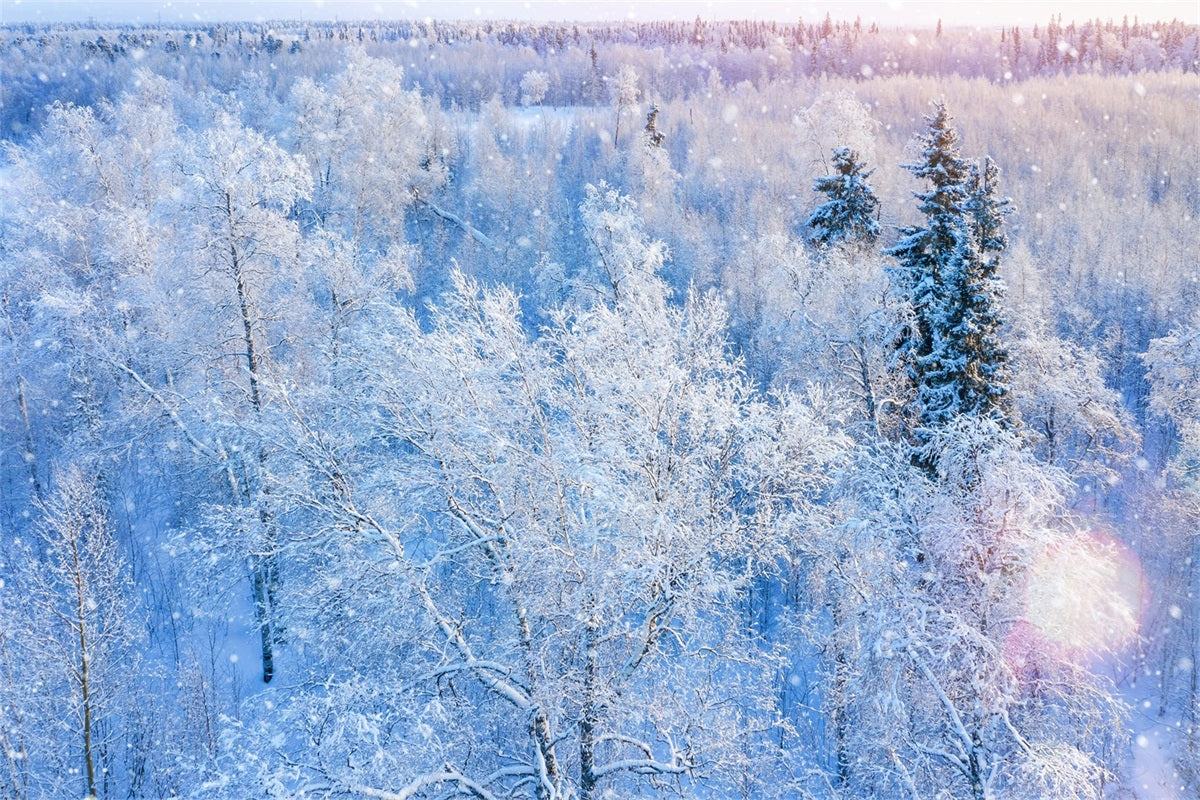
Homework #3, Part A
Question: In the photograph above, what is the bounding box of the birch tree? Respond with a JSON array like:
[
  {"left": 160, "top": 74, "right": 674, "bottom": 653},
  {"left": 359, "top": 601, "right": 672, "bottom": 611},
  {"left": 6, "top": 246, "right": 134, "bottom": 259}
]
[
  {"left": 199, "top": 193, "right": 845, "bottom": 799},
  {"left": 830, "top": 420, "right": 1129, "bottom": 800},
  {"left": 174, "top": 111, "right": 312, "bottom": 683},
  {"left": 9, "top": 467, "right": 146, "bottom": 799}
]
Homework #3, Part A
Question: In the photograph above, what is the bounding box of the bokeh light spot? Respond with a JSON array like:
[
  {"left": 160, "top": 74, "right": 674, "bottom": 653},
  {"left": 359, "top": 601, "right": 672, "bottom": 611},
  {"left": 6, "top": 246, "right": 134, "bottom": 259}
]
[{"left": 1024, "top": 532, "right": 1144, "bottom": 655}]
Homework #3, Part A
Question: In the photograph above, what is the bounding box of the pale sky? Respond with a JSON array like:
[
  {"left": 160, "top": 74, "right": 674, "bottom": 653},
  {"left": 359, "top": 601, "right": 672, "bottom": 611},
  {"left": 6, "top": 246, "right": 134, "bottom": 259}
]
[{"left": 1, "top": 0, "right": 1196, "bottom": 26}]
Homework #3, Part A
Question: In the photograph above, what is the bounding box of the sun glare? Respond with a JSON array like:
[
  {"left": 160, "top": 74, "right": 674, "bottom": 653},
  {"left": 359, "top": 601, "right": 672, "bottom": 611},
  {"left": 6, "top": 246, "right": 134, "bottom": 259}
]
[{"left": 1024, "top": 532, "right": 1145, "bottom": 656}]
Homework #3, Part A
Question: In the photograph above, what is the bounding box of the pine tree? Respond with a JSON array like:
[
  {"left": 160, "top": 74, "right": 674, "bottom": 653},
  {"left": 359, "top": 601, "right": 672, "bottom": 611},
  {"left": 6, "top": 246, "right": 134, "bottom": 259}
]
[
  {"left": 886, "top": 103, "right": 1013, "bottom": 468},
  {"left": 807, "top": 146, "right": 880, "bottom": 246}
]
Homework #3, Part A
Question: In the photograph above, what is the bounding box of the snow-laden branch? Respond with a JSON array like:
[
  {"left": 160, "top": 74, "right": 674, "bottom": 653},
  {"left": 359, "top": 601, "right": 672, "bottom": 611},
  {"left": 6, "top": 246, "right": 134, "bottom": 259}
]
[
  {"left": 412, "top": 191, "right": 500, "bottom": 252},
  {"left": 411, "top": 574, "right": 533, "bottom": 712},
  {"left": 279, "top": 410, "right": 537, "bottom": 713},
  {"left": 104, "top": 357, "right": 219, "bottom": 462},
  {"left": 591, "top": 732, "right": 693, "bottom": 780},
  {"left": 431, "top": 660, "right": 526, "bottom": 689},
  {"left": 431, "top": 533, "right": 508, "bottom": 561},
  {"left": 351, "top": 768, "right": 498, "bottom": 800},
  {"left": 906, "top": 641, "right": 979, "bottom": 785},
  {"left": 592, "top": 757, "right": 690, "bottom": 779},
  {"left": 443, "top": 496, "right": 564, "bottom": 793}
]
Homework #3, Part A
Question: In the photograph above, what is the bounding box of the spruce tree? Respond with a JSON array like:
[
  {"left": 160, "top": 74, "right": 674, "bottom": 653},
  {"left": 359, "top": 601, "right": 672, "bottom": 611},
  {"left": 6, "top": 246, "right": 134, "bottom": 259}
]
[
  {"left": 886, "top": 103, "right": 1013, "bottom": 467},
  {"left": 965, "top": 156, "right": 1011, "bottom": 254},
  {"left": 807, "top": 146, "right": 881, "bottom": 246},
  {"left": 959, "top": 156, "right": 1013, "bottom": 417},
  {"left": 644, "top": 103, "right": 665, "bottom": 147}
]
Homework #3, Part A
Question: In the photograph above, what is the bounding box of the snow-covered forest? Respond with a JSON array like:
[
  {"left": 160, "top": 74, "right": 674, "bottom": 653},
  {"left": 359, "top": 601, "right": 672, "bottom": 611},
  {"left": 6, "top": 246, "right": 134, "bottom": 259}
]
[{"left": 0, "top": 11, "right": 1197, "bottom": 799}]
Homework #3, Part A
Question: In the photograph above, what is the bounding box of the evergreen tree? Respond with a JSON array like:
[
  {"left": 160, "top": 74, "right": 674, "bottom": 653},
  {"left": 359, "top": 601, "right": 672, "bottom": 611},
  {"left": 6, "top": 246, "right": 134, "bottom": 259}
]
[
  {"left": 886, "top": 103, "right": 1013, "bottom": 468},
  {"left": 886, "top": 101, "right": 972, "bottom": 423},
  {"left": 959, "top": 156, "right": 1013, "bottom": 416},
  {"left": 806, "top": 146, "right": 881, "bottom": 246},
  {"left": 643, "top": 103, "right": 665, "bottom": 148},
  {"left": 965, "top": 155, "right": 1011, "bottom": 254}
]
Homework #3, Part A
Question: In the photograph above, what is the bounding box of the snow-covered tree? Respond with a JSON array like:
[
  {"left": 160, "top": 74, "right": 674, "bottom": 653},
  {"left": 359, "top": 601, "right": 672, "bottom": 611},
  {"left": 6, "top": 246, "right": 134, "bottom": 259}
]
[
  {"left": 0, "top": 581, "right": 32, "bottom": 800},
  {"left": 288, "top": 52, "right": 442, "bottom": 309},
  {"left": 575, "top": 182, "right": 667, "bottom": 303},
  {"left": 200, "top": 193, "right": 846, "bottom": 800},
  {"left": 733, "top": 232, "right": 905, "bottom": 432},
  {"left": 1144, "top": 319, "right": 1200, "bottom": 771},
  {"left": 175, "top": 111, "right": 313, "bottom": 683},
  {"left": 887, "top": 102, "right": 1013, "bottom": 468},
  {"left": 0, "top": 77, "right": 185, "bottom": 527},
  {"left": 643, "top": 103, "right": 665, "bottom": 148},
  {"left": 795, "top": 90, "right": 879, "bottom": 172},
  {"left": 956, "top": 155, "right": 1014, "bottom": 417},
  {"left": 611, "top": 64, "right": 640, "bottom": 146},
  {"left": 8, "top": 467, "right": 147, "bottom": 799},
  {"left": 807, "top": 146, "right": 880, "bottom": 246},
  {"left": 1145, "top": 321, "right": 1200, "bottom": 431},
  {"left": 830, "top": 420, "right": 1129, "bottom": 800},
  {"left": 887, "top": 102, "right": 973, "bottom": 421},
  {"left": 1009, "top": 325, "right": 1137, "bottom": 481},
  {"left": 520, "top": 69, "right": 550, "bottom": 106}
]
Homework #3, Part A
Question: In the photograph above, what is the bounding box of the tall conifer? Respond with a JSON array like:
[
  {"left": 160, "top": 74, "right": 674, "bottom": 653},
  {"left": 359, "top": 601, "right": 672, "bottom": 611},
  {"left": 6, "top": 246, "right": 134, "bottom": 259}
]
[{"left": 886, "top": 103, "right": 1013, "bottom": 468}]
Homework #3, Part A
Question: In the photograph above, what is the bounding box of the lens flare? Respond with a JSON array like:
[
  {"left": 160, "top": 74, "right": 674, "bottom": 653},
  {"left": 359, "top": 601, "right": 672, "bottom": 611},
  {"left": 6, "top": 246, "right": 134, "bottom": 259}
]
[{"left": 1023, "top": 532, "right": 1145, "bottom": 656}]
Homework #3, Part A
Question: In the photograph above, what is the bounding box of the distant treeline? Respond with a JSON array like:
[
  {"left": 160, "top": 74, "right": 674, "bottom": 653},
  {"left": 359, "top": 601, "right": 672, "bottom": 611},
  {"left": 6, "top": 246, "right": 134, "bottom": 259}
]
[{"left": 1, "top": 15, "right": 1196, "bottom": 137}]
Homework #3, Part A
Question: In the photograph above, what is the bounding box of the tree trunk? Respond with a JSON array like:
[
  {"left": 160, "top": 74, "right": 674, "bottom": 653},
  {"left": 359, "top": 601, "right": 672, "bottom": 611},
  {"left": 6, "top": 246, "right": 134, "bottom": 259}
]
[
  {"left": 2, "top": 293, "right": 42, "bottom": 505},
  {"left": 579, "top": 620, "right": 598, "bottom": 800},
  {"left": 72, "top": 540, "right": 98, "bottom": 799},
  {"left": 832, "top": 604, "right": 851, "bottom": 787},
  {"left": 225, "top": 192, "right": 281, "bottom": 683}
]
